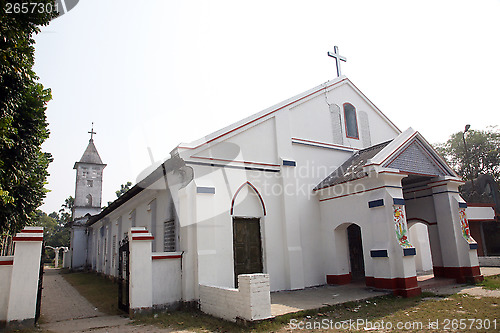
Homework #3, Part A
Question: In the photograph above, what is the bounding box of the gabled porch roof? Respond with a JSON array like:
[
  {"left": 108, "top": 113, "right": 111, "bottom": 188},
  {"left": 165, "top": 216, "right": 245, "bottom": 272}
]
[{"left": 314, "top": 128, "right": 459, "bottom": 191}]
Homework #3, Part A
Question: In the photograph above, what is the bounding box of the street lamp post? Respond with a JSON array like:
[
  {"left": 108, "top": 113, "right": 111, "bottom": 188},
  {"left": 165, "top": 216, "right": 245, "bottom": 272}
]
[{"left": 462, "top": 124, "right": 475, "bottom": 190}]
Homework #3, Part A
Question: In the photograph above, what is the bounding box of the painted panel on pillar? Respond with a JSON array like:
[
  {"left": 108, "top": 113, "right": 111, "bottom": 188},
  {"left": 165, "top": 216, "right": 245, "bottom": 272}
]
[
  {"left": 459, "top": 208, "right": 477, "bottom": 246},
  {"left": 393, "top": 205, "right": 414, "bottom": 249}
]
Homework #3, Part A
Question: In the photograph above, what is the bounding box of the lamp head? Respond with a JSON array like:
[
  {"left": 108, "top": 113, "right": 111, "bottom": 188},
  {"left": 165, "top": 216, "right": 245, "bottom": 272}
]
[{"left": 464, "top": 124, "right": 471, "bottom": 133}]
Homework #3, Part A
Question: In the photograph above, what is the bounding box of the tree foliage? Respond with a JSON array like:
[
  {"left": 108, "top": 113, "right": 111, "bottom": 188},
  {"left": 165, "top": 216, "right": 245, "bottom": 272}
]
[
  {"left": 435, "top": 126, "right": 500, "bottom": 182},
  {"left": 33, "top": 209, "right": 69, "bottom": 262},
  {"left": 0, "top": 1, "right": 57, "bottom": 234},
  {"left": 33, "top": 209, "right": 69, "bottom": 248},
  {"left": 115, "top": 181, "right": 132, "bottom": 198},
  {"left": 59, "top": 195, "right": 74, "bottom": 224}
]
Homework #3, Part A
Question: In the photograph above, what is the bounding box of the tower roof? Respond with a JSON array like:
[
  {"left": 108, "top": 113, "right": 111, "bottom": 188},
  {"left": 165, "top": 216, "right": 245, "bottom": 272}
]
[{"left": 74, "top": 139, "right": 105, "bottom": 167}]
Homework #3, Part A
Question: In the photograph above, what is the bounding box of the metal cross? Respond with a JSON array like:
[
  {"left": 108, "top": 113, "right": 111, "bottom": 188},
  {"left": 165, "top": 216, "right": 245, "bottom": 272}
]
[
  {"left": 327, "top": 46, "right": 347, "bottom": 77},
  {"left": 88, "top": 122, "right": 96, "bottom": 140}
]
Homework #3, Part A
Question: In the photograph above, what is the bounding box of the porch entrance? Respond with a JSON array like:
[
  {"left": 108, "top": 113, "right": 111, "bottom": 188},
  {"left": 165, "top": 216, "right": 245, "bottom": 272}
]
[
  {"left": 347, "top": 224, "right": 365, "bottom": 280},
  {"left": 233, "top": 218, "right": 263, "bottom": 287}
]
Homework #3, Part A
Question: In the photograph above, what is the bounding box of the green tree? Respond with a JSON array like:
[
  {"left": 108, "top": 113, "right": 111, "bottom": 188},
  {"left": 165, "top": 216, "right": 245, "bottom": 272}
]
[
  {"left": 435, "top": 126, "right": 500, "bottom": 182},
  {"left": 115, "top": 181, "right": 132, "bottom": 198},
  {"left": 34, "top": 210, "right": 69, "bottom": 247},
  {"left": 0, "top": 1, "right": 57, "bottom": 234},
  {"left": 33, "top": 209, "right": 69, "bottom": 263},
  {"left": 59, "top": 195, "right": 74, "bottom": 224}
]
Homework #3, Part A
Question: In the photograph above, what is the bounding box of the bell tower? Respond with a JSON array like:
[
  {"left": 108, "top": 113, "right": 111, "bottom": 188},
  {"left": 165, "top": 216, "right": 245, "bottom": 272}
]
[{"left": 73, "top": 124, "right": 106, "bottom": 219}]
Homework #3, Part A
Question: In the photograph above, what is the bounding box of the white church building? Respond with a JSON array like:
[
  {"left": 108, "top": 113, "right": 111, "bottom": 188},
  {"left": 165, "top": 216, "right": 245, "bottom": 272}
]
[{"left": 69, "top": 75, "right": 484, "bottom": 306}]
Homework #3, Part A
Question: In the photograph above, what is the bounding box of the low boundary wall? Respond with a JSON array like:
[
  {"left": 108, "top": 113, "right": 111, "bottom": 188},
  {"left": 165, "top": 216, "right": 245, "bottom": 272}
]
[
  {"left": 0, "top": 227, "right": 43, "bottom": 328},
  {"left": 199, "top": 274, "right": 273, "bottom": 322},
  {"left": 152, "top": 252, "right": 182, "bottom": 308},
  {"left": 128, "top": 227, "right": 183, "bottom": 314},
  {"left": 479, "top": 256, "right": 500, "bottom": 267}
]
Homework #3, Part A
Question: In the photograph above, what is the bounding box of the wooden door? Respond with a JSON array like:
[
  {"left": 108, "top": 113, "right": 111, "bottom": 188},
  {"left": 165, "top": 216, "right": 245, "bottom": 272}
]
[
  {"left": 233, "top": 218, "right": 263, "bottom": 287},
  {"left": 347, "top": 224, "right": 365, "bottom": 280}
]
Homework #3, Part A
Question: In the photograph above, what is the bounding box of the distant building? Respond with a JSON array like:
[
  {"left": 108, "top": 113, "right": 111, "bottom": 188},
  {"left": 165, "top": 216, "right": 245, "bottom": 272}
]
[{"left": 68, "top": 134, "right": 106, "bottom": 269}]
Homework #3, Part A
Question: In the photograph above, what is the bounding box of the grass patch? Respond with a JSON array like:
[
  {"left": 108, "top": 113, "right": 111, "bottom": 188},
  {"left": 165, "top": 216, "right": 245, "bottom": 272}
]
[
  {"left": 60, "top": 271, "right": 122, "bottom": 315},
  {"left": 479, "top": 274, "right": 500, "bottom": 290},
  {"left": 135, "top": 293, "right": 500, "bottom": 332}
]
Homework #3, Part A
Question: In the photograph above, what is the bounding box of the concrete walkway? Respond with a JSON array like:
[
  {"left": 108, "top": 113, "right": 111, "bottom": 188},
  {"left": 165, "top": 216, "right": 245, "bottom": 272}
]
[
  {"left": 271, "top": 282, "right": 390, "bottom": 316},
  {"left": 39, "top": 268, "right": 131, "bottom": 333},
  {"left": 270, "top": 267, "right": 500, "bottom": 316},
  {"left": 40, "top": 268, "right": 105, "bottom": 322}
]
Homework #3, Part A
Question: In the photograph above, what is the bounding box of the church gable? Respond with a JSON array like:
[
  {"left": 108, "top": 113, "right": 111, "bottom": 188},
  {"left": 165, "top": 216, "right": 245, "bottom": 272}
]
[
  {"left": 178, "top": 77, "right": 400, "bottom": 155},
  {"left": 384, "top": 140, "right": 449, "bottom": 177},
  {"left": 373, "top": 128, "right": 457, "bottom": 178},
  {"left": 288, "top": 78, "right": 400, "bottom": 150}
]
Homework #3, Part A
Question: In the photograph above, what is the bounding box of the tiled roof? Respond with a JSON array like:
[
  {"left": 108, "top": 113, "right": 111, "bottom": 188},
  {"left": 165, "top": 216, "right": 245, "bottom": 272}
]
[
  {"left": 314, "top": 140, "right": 392, "bottom": 190},
  {"left": 78, "top": 139, "right": 104, "bottom": 165}
]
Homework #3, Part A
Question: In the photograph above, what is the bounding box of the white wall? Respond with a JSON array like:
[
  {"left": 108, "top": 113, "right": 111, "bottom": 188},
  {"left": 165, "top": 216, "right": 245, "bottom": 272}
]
[
  {"left": 199, "top": 274, "right": 272, "bottom": 322},
  {"left": 0, "top": 227, "right": 43, "bottom": 327},
  {"left": 86, "top": 183, "right": 176, "bottom": 278},
  {"left": 408, "top": 223, "right": 433, "bottom": 272},
  {"left": 151, "top": 253, "right": 182, "bottom": 307},
  {"left": 127, "top": 228, "right": 183, "bottom": 313},
  {"left": 70, "top": 226, "right": 87, "bottom": 269},
  {"left": 0, "top": 257, "right": 13, "bottom": 322},
  {"left": 466, "top": 206, "right": 495, "bottom": 221}
]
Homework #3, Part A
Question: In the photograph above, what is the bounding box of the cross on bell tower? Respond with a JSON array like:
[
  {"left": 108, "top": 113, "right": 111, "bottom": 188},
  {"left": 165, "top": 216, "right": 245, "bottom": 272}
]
[
  {"left": 327, "top": 46, "right": 347, "bottom": 77},
  {"left": 73, "top": 124, "right": 106, "bottom": 219},
  {"left": 88, "top": 122, "right": 96, "bottom": 141}
]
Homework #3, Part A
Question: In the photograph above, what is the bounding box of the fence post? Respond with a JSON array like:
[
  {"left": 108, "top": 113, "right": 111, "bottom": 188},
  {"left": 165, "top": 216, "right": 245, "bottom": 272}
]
[
  {"left": 6, "top": 227, "right": 43, "bottom": 327},
  {"left": 128, "top": 227, "right": 153, "bottom": 314}
]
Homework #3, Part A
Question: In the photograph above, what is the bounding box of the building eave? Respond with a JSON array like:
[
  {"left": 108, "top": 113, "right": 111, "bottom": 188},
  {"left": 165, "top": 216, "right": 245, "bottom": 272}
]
[{"left": 86, "top": 155, "right": 187, "bottom": 226}]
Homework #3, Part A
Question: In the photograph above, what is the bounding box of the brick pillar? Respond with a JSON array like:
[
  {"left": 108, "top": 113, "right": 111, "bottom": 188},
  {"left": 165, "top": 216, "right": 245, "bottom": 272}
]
[
  {"left": 431, "top": 179, "right": 483, "bottom": 283},
  {"left": 237, "top": 274, "right": 272, "bottom": 321}
]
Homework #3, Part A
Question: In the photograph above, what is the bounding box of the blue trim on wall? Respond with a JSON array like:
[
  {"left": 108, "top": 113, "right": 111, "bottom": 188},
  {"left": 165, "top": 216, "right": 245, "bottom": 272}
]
[
  {"left": 469, "top": 243, "right": 478, "bottom": 250},
  {"left": 368, "top": 199, "right": 384, "bottom": 208},
  {"left": 393, "top": 198, "right": 405, "bottom": 205},
  {"left": 403, "top": 248, "right": 416, "bottom": 256},
  {"left": 197, "top": 186, "right": 215, "bottom": 194},
  {"left": 459, "top": 202, "right": 467, "bottom": 208},
  {"left": 370, "top": 250, "right": 388, "bottom": 257},
  {"left": 282, "top": 160, "right": 296, "bottom": 167}
]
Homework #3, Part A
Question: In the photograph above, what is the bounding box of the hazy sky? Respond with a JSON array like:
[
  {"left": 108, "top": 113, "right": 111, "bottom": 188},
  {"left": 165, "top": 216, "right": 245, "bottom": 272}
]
[{"left": 34, "top": 0, "right": 500, "bottom": 214}]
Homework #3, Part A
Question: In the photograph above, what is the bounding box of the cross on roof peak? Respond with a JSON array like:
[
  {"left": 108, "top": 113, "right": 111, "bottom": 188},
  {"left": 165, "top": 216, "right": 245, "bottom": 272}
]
[
  {"left": 88, "top": 122, "right": 96, "bottom": 141},
  {"left": 327, "top": 46, "right": 347, "bottom": 77}
]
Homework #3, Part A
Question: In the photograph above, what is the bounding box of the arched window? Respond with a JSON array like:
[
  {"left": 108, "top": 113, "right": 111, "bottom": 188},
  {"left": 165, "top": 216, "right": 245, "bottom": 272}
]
[
  {"left": 86, "top": 194, "right": 93, "bottom": 206},
  {"left": 344, "top": 103, "right": 359, "bottom": 139}
]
